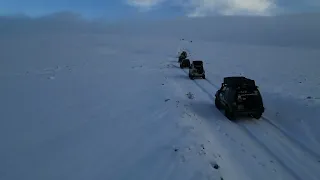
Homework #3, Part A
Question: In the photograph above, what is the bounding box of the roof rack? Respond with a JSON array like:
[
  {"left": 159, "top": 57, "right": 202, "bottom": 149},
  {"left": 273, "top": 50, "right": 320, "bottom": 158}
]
[
  {"left": 193, "top": 61, "right": 203, "bottom": 65},
  {"left": 223, "top": 76, "right": 256, "bottom": 88}
]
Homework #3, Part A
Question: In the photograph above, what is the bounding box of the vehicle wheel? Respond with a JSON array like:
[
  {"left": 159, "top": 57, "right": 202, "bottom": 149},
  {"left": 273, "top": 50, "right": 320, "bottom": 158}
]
[
  {"left": 202, "top": 75, "right": 206, "bottom": 79},
  {"left": 252, "top": 113, "right": 262, "bottom": 119},
  {"left": 215, "top": 98, "right": 221, "bottom": 110},
  {"left": 189, "top": 74, "right": 194, "bottom": 80},
  {"left": 180, "top": 64, "right": 183, "bottom": 68},
  {"left": 225, "top": 107, "right": 235, "bottom": 121}
]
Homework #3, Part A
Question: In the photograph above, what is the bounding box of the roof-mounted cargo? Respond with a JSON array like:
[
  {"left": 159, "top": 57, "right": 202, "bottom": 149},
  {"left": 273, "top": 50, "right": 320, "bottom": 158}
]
[{"left": 223, "top": 76, "right": 256, "bottom": 89}]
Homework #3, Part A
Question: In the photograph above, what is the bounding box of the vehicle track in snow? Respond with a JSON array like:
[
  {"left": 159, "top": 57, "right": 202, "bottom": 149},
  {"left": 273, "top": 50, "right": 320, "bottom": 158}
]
[
  {"left": 169, "top": 57, "right": 320, "bottom": 180},
  {"left": 240, "top": 126, "right": 310, "bottom": 180},
  {"left": 171, "top": 63, "right": 300, "bottom": 179},
  {"left": 167, "top": 60, "right": 296, "bottom": 179},
  {"left": 202, "top": 67, "right": 320, "bottom": 160},
  {"left": 260, "top": 116, "right": 320, "bottom": 160},
  {"left": 172, "top": 59, "right": 320, "bottom": 161},
  {"left": 242, "top": 119, "right": 320, "bottom": 179}
]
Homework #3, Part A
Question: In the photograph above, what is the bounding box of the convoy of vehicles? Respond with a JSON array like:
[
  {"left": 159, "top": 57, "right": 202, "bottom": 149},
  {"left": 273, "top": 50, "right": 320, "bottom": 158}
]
[
  {"left": 188, "top": 61, "right": 205, "bottom": 79},
  {"left": 177, "top": 51, "right": 264, "bottom": 121}
]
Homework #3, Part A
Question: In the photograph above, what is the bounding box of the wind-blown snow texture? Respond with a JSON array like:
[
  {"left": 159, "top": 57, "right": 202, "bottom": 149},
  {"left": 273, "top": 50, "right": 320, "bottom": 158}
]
[{"left": 1, "top": 14, "right": 320, "bottom": 180}]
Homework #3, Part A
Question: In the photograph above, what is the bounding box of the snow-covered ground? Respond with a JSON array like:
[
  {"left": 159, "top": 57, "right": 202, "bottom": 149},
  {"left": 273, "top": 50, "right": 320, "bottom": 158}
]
[{"left": 1, "top": 14, "right": 320, "bottom": 180}]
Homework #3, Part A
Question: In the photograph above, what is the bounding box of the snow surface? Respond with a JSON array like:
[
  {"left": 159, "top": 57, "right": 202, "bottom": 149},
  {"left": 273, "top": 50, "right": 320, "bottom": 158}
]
[{"left": 1, "top": 14, "right": 320, "bottom": 180}]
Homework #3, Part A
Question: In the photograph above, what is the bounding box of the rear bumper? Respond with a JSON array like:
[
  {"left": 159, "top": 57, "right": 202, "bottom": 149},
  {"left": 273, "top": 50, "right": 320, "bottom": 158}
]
[
  {"left": 234, "top": 107, "right": 264, "bottom": 114},
  {"left": 190, "top": 72, "right": 205, "bottom": 76}
]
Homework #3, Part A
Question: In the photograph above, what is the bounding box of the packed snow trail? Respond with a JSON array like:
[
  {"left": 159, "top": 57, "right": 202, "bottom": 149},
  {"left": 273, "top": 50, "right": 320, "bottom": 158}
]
[
  {"left": 177, "top": 38, "right": 320, "bottom": 150},
  {"left": 170, "top": 57, "right": 320, "bottom": 180},
  {"left": 164, "top": 59, "right": 293, "bottom": 180},
  {"left": 173, "top": 39, "right": 320, "bottom": 180},
  {"left": 260, "top": 116, "right": 320, "bottom": 160}
]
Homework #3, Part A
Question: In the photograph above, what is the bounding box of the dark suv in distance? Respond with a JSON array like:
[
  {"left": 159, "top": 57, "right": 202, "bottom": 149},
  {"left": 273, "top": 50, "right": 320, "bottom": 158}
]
[
  {"left": 215, "top": 76, "right": 264, "bottom": 120},
  {"left": 189, "top": 60, "right": 205, "bottom": 79},
  {"left": 178, "top": 51, "right": 187, "bottom": 63},
  {"left": 180, "top": 58, "right": 191, "bottom": 68}
]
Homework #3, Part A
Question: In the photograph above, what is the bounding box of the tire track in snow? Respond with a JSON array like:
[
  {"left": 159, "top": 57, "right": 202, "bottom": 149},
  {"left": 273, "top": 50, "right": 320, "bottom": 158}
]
[
  {"left": 171, "top": 64, "right": 215, "bottom": 100},
  {"left": 261, "top": 116, "right": 320, "bottom": 160},
  {"left": 167, "top": 60, "right": 286, "bottom": 179},
  {"left": 172, "top": 59, "right": 320, "bottom": 162},
  {"left": 238, "top": 124, "right": 303, "bottom": 180},
  {"left": 241, "top": 119, "right": 320, "bottom": 180},
  {"left": 204, "top": 78, "right": 220, "bottom": 89},
  {"left": 173, "top": 65, "right": 302, "bottom": 179},
  {"left": 202, "top": 72, "right": 320, "bottom": 164},
  {"left": 169, "top": 57, "right": 319, "bottom": 180},
  {"left": 165, "top": 58, "right": 228, "bottom": 180}
]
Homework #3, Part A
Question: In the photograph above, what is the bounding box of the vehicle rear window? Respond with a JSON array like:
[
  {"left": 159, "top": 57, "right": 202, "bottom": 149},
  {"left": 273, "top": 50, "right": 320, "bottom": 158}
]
[{"left": 236, "top": 89, "right": 261, "bottom": 105}]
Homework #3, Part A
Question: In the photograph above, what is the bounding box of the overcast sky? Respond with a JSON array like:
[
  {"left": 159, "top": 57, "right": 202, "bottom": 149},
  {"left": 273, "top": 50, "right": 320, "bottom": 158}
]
[{"left": 0, "top": 0, "right": 320, "bottom": 19}]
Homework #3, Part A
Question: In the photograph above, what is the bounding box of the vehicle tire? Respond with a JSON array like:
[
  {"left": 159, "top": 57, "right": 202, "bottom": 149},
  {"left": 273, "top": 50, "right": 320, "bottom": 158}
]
[
  {"left": 225, "top": 107, "right": 235, "bottom": 121},
  {"left": 252, "top": 113, "right": 262, "bottom": 119},
  {"left": 215, "top": 98, "right": 221, "bottom": 110},
  {"left": 202, "top": 75, "right": 206, "bottom": 79},
  {"left": 180, "top": 64, "right": 183, "bottom": 68},
  {"left": 189, "top": 74, "right": 194, "bottom": 80}
]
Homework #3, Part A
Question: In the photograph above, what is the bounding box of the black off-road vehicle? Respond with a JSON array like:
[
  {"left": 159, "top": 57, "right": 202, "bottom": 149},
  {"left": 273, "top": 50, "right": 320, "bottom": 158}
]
[
  {"left": 180, "top": 58, "right": 191, "bottom": 68},
  {"left": 189, "top": 60, "right": 205, "bottom": 79},
  {"left": 178, "top": 51, "right": 187, "bottom": 63},
  {"left": 215, "top": 76, "right": 264, "bottom": 120}
]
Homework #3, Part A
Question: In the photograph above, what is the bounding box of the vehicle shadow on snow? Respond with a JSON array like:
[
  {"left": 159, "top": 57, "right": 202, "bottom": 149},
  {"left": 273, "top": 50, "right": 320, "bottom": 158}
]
[
  {"left": 185, "top": 100, "right": 227, "bottom": 122},
  {"left": 186, "top": 100, "right": 257, "bottom": 123}
]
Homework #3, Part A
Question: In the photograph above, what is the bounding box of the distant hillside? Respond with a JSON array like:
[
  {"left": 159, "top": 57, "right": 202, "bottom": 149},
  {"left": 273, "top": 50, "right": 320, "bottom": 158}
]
[{"left": 1, "top": 13, "right": 320, "bottom": 48}]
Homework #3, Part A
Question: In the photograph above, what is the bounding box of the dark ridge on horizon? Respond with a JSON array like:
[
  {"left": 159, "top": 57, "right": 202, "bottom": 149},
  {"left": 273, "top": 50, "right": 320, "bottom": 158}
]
[{"left": 0, "top": 12, "right": 319, "bottom": 49}]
